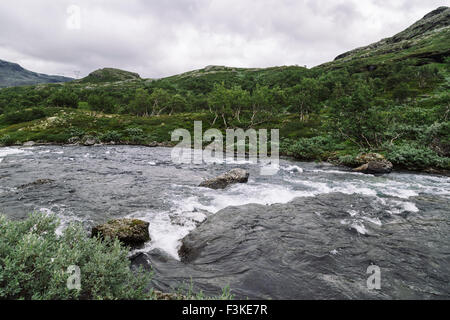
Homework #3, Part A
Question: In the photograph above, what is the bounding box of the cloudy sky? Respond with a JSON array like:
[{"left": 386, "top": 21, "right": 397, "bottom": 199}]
[{"left": 0, "top": 0, "right": 447, "bottom": 79}]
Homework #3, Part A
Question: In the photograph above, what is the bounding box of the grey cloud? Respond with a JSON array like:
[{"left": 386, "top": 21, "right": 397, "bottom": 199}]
[{"left": 0, "top": 0, "right": 447, "bottom": 79}]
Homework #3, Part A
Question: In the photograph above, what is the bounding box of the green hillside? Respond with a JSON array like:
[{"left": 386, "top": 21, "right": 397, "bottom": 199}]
[{"left": 0, "top": 6, "right": 449, "bottom": 173}]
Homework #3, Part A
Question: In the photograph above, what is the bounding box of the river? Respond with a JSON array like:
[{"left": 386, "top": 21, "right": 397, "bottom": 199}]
[{"left": 0, "top": 145, "right": 449, "bottom": 299}]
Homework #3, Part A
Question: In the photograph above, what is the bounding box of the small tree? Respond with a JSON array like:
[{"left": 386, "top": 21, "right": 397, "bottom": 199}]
[
  {"left": 149, "top": 88, "right": 171, "bottom": 116},
  {"left": 288, "top": 78, "right": 320, "bottom": 121},
  {"left": 328, "top": 81, "right": 389, "bottom": 148},
  {"left": 128, "top": 88, "right": 152, "bottom": 116},
  {"left": 230, "top": 86, "right": 250, "bottom": 123},
  {"left": 87, "top": 93, "right": 116, "bottom": 113},
  {"left": 168, "top": 94, "right": 187, "bottom": 115},
  {"left": 47, "top": 89, "right": 78, "bottom": 108},
  {"left": 248, "top": 84, "right": 272, "bottom": 127},
  {"left": 207, "top": 83, "right": 233, "bottom": 127}
]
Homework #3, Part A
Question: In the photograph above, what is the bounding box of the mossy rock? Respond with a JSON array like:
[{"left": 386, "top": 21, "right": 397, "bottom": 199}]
[
  {"left": 355, "top": 153, "right": 386, "bottom": 165},
  {"left": 92, "top": 218, "right": 150, "bottom": 247}
]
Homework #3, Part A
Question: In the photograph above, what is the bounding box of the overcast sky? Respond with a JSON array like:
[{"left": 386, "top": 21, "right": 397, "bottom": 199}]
[{"left": 0, "top": 0, "right": 447, "bottom": 79}]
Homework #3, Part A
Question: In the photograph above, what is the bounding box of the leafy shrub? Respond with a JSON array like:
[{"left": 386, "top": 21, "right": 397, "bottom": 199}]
[
  {"left": 337, "top": 154, "right": 359, "bottom": 167},
  {"left": 87, "top": 94, "right": 116, "bottom": 114},
  {"left": 125, "top": 127, "right": 144, "bottom": 137},
  {"left": 67, "top": 128, "right": 85, "bottom": 138},
  {"left": 47, "top": 90, "right": 78, "bottom": 109},
  {"left": 0, "top": 134, "right": 15, "bottom": 146},
  {"left": 386, "top": 142, "right": 449, "bottom": 170},
  {"left": 287, "top": 136, "right": 334, "bottom": 160},
  {"left": 100, "top": 131, "right": 122, "bottom": 143},
  {"left": 419, "top": 122, "right": 450, "bottom": 145},
  {"left": 0, "top": 213, "right": 152, "bottom": 300},
  {"left": 125, "top": 127, "right": 146, "bottom": 143}
]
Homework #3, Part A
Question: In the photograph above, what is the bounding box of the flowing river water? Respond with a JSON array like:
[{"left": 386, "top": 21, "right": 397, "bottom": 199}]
[{"left": 0, "top": 145, "right": 449, "bottom": 299}]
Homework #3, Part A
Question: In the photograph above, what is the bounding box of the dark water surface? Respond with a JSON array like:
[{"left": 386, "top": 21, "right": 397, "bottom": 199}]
[{"left": 1, "top": 145, "right": 449, "bottom": 299}]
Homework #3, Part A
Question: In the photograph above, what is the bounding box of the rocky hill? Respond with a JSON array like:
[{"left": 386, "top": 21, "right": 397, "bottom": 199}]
[
  {"left": 329, "top": 6, "right": 450, "bottom": 66},
  {"left": 78, "top": 68, "right": 141, "bottom": 83}
]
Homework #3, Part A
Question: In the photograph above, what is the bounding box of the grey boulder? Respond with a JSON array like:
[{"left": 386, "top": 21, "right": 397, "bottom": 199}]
[{"left": 199, "top": 168, "right": 249, "bottom": 189}]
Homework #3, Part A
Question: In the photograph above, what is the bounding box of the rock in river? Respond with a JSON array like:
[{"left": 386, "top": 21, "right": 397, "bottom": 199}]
[
  {"left": 199, "top": 168, "right": 249, "bottom": 189},
  {"left": 353, "top": 160, "right": 393, "bottom": 174},
  {"left": 353, "top": 153, "right": 393, "bottom": 174},
  {"left": 92, "top": 218, "right": 150, "bottom": 247},
  {"left": 18, "top": 179, "right": 55, "bottom": 189}
]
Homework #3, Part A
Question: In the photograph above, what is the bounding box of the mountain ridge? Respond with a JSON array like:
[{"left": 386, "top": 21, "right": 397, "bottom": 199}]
[{"left": 0, "top": 59, "right": 73, "bottom": 88}]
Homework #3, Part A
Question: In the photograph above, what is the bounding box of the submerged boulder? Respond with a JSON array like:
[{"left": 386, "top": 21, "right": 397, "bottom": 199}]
[
  {"left": 91, "top": 218, "right": 150, "bottom": 247},
  {"left": 18, "top": 179, "right": 54, "bottom": 189},
  {"left": 199, "top": 168, "right": 249, "bottom": 189},
  {"left": 353, "top": 153, "right": 393, "bottom": 174}
]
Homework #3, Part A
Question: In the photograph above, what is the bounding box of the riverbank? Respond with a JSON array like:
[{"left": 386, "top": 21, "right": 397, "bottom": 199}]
[{"left": 1, "top": 107, "right": 448, "bottom": 176}]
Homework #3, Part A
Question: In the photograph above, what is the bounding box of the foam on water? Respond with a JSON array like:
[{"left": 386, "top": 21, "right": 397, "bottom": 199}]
[
  {"left": 351, "top": 222, "right": 368, "bottom": 235},
  {"left": 283, "top": 165, "right": 304, "bottom": 173},
  {"left": 0, "top": 147, "right": 26, "bottom": 158},
  {"left": 286, "top": 178, "right": 378, "bottom": 197},
  {"left": 200, "top": 183, "right": 316, "bottom": 212},
  {"left": 362, "top": 216, "right": 382, "bottom": 226},
  {"left": 311, "top": 169, "right": 367, "bottom": 176},
  {"left": 128, "top": 211, "right": 198, "bottom": 260},
  {"left": 388, "top": 200, "right": 419, "bottom": 214}
]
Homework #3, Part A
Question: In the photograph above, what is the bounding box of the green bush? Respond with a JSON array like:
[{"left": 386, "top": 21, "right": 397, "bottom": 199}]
[
  {"left": 337, "top": 154, "right": 359, "bottom": 167},
  {"left": 0, "top": 134, "right": 15, "bottom": 146},
  {"left": 67, "top": 128, "right": 85, "bottom": 138},
  {"left": 100, "top": 131, "right": 122, "bottom": 143},
  {"left": 47, "top": 90, "right": 78, "bottom": 109},
  {"left": 0, "top": 213, "right": 152, "bottom": 300},
  {"left": 125, "top": 127, "right": 146, "bottom": 143},
  {"left": 125, "top": 127, "right": 144, "bottom": 137},
  {"left": 287, "top": 136, "right": 334, "bottom": 160},
  {"left": 386, "top": 142, "right": 449, "bottom": 170},
  {"left": 88, "top": 94, "right": 116, "bottom": 114}
]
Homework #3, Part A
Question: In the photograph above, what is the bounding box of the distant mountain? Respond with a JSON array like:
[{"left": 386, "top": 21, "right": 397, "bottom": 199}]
[
  {"left": 78, "top": 68, "right": 141, "bottom": 83},
  {"left": 0, "top": 59, "right": 73, "bottom": 88}
]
